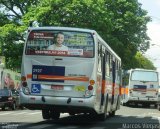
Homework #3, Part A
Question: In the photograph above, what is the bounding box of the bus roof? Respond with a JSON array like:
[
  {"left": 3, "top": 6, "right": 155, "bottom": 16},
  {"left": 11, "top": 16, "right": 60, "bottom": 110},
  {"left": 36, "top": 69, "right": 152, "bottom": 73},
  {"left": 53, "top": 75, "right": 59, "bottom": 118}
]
[
  {"left": 27, "top": 26, "right": 96, "bottom": 33},
  {"left": 130, "top": 68, "right": 158, "bottom": 72}
]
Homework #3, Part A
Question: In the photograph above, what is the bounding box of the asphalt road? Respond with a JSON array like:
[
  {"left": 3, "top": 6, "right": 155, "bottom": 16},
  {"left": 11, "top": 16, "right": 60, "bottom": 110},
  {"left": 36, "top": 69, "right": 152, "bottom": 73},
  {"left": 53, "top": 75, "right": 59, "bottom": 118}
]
[{"left": 0, "top": 105, "right": 160, "bottom": 129}]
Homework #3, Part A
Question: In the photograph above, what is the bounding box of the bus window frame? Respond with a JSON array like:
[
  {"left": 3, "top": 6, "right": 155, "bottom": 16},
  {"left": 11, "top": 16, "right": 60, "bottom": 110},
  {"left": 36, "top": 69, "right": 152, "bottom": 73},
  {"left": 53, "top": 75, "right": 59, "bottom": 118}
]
[
  {"left": 25, "top": 30, "right": 95, "bottom": 58},
  {"left": 130, "top": 70, "right": 158, "bottom": 82}
]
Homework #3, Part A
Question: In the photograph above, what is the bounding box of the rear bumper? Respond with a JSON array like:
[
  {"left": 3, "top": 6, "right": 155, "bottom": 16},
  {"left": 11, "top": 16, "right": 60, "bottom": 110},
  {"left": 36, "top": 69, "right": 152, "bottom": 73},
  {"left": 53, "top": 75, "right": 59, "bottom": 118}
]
[
  {"left": 128, "top": 96, "right": 158, "bottom": 104},
  {"left": 20, "top": 91, "right": 95, "bottom": 112}
]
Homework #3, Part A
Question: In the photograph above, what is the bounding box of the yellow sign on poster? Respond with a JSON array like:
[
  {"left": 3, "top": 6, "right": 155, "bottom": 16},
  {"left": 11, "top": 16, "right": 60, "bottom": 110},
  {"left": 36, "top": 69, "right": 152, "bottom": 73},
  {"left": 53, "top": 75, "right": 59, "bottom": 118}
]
[{"left": 0, "top": 56, "right": 5, "bottom": 68}]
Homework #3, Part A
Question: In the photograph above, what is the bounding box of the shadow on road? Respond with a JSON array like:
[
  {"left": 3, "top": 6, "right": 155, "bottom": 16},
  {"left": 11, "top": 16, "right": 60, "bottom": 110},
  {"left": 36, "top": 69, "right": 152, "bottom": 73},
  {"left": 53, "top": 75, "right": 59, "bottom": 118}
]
[
  {"left": 18, "top": 113, "right": 160, "bottom": 129},
  {"left": 1, "top": 113, "right": 159, "bottom": 129}
]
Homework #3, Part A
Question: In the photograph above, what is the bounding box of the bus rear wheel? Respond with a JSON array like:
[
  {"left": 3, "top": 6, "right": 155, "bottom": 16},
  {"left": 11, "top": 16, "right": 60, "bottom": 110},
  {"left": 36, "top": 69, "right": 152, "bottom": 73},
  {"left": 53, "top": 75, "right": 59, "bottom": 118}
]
[
  {"left": 157, "top": 104, "right": 160, "bottom": 111},
  {"left": 69, "top": 112, "right": 75, "bottom": 116},
  {"left": 98, "top": 112, "right": 107, "bottom": 121},
  {"left": 11, "top": 102, "right": 16, "bottom": 110},
  {"left": 42, "top": 109, "right": 50, "bottom": 119},
  {"left": 50, "top": 110, "right": 60, "bottom": 120},
  {"left": 109, "top": 111, "right": 115, "bottom": 117}
]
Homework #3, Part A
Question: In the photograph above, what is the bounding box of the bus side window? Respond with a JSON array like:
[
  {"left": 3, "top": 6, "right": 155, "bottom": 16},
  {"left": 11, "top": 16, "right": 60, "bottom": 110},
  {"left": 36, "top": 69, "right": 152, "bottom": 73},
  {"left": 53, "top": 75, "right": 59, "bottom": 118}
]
[
  {"left": 98, "top": 43, "right": 102, "bottom": 72},
  {"left": 117, "top": 61, "right": 121, "bottom": 81},
  {"left": 110, "top": 55, "right": 112, "bottom": 77},
  {"left": 116, "top": 60, "right": 119, "bottom": 81},
  {"left": 106, "top": 50, "right": 110, "bottom": 77},
  {"left": 122, "top": 74, "right": 129, "bottom": 86},
  {"left": 112, "top": 59, "right": 116, "bottom": 82},
  {"left": 101, "top": 45, "right": 105, "bottom": 71}
]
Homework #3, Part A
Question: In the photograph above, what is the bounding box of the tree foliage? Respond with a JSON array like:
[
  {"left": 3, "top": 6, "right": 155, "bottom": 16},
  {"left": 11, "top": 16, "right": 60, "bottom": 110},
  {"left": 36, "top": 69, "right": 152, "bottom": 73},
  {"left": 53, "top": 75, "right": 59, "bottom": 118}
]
[
  {"left": 134, "top": 52, "right": 155, "bottom": 70},
  {"left": 0, "top": 0, "right": 155, "bottom": 71},
  {"left": 0, "top": 24, "right": 25, "bottom": 71},
  {"left": 104, "top": 0, "right": 151, "bottom": 69}
]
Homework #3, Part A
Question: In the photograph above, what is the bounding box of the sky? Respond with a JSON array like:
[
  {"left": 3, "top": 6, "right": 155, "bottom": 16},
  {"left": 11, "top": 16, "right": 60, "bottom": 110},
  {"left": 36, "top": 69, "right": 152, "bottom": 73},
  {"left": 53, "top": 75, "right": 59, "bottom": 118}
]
[{"left": 138, "top": 0, "right": 160, "bottom": 71}]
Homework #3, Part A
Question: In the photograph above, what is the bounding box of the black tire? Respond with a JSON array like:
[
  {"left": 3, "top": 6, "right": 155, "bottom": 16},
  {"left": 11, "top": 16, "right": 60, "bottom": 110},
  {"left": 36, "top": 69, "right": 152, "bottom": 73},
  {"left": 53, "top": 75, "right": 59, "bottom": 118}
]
[
  {"left": 42, "top": 110, "right": 50, "bottom": 119},
  {"left": 19, "top": 105, "right": 24, "bottom": 110},
  {"left": 50, "top": 110, "right": 60, "bottom": 120},
  {"left": 69, "top": 112, "right": 75, "bottom": 116},
  {"left": 154, "top": 104, "right": 157, "bottom": 108},
  {"left": 122, "top": 102, "right": 127, "bottom": 106},
  {"left": 11, "top": 103, "right": 16, "bottom": 110},
  {"left": 109, "top": 111, "right": 115, "bottom": 117},
  {"left": 2, "top": 106, "right": 5, "bottom": 111},
  {"left": 134, "top": 103, "right": 138, "bottom": 107},
  {"left": 157, "top": 105, "right": 160, "bottom": 111},
  {"left": 98, "top": 112, "right": 107, "bottom": 121}
]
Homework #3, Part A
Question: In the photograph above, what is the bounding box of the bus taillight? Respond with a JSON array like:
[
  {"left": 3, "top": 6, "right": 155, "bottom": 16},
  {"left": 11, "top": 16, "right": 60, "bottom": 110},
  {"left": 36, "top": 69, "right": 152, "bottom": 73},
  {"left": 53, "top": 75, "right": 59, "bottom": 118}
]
[
  {"left": 90, "top": 80, "right": 95, "bottom": 85},
  {"left": 88, "top": 79, "right": 95, "bottom": 90},
  {"left": 129, "top": 90, "right": 132, "bottom": 94},
  {"left": 88, "top": 85, "right": 93, "bottom": 90},
  {"left": 21, "top": 76, "right": 28, "bottom": 87},
  {"left": 21, "top": 76, "right": 26, "bottom": 81}
]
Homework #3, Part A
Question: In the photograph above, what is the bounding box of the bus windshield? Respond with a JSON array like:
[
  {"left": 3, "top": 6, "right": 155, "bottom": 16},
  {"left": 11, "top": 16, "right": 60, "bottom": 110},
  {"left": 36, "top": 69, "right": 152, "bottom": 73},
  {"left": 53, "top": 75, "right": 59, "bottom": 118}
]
[
  {"left": 131, "top": 71, "right": 158, "bottom": 82},
  {"left": 25, "top": 30, "right": 94, "bottom": 58}
]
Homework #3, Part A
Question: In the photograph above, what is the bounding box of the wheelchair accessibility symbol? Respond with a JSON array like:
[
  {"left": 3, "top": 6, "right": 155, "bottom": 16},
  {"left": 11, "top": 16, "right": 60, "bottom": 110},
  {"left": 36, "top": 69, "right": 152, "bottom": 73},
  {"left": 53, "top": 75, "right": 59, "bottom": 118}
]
[{"left": 31, "top": 84, "right": 41, "bottom": 93}]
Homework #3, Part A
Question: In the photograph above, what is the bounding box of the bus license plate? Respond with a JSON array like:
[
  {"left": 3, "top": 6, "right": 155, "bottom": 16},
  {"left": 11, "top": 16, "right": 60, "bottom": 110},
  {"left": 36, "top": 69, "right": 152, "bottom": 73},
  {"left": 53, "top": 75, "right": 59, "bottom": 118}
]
[{"left": 51, "top": 85, "right": 64, "bottom": 90}]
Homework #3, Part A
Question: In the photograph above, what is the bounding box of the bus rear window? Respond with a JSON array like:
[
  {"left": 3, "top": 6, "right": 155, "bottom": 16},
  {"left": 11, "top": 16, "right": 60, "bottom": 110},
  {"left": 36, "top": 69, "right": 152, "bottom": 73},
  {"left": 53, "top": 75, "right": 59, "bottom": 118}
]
[
  {"left": 131, "top": 71, "right": 158, "bottom": 82},
  {"left": 25, "top": 30, "right": 94, "bottom": 58}
]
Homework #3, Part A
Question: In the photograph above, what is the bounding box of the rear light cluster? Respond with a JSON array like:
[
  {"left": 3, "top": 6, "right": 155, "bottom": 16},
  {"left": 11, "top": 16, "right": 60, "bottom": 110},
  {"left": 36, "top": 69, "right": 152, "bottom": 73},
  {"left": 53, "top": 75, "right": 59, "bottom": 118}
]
[
  {"left": 21, "top": 76, "right": 27, "bottom": 87},
  {"left": 85, "top": 80, "right": 95, "bottom": 97},
  {"left": 21, "top": 76, "right": 30, "bottom": 95},
  {"left": 129, "top": 89, "right": 132, "bottom": 95},
  {"left": 88, "top": 80, "right": 95, "bottom": 91}
]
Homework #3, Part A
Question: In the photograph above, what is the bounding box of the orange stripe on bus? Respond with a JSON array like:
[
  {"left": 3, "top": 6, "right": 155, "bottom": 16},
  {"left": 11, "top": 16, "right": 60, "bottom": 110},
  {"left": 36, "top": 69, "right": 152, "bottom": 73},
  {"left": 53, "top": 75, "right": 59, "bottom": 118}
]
[
  {"left": 27, "top": 74, "right": 89, "bottom": 81},
  {"left": 27, "top": 74, "right": 32, "bottom": 79},
  {"left": 119, "top": 85, "right": 122, "bottom": 95},
  {"left": 125, "top": 88, "right": 129, "bottom": 94},
  {"left": 121, "top": 87, "right": 129, "bottom": 95}
]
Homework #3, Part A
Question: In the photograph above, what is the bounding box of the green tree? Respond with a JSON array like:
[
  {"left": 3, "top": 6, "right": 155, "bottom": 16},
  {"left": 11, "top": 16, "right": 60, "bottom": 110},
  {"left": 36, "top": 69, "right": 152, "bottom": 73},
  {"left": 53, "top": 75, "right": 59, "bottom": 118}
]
[
  {"left": 0, "top": 0, "right": 154, "bottom": 71},
  {"left": 23, "top": 0, "right": 151, "bottom": 69},
  {"left": 134, "top": 52, "right": 155, "bottom": 70},
  {"left": 0, "top": 24, "right": 25, "bottom": 71},
  {"left": 0, "top": 0, "right": 39, "bottom": 70},
  {"left": 104, "top": 0, "right": 151, "bottom": 69}
]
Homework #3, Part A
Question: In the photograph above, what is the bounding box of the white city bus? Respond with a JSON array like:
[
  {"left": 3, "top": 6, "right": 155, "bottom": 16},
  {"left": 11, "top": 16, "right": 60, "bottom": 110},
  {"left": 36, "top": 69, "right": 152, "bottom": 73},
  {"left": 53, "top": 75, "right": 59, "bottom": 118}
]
[
  {"left": 20, "top": 26, "right": 122, "bottom": 120},
  {"left": 121, "top": 68, "right": 159, "bottom": 107}
]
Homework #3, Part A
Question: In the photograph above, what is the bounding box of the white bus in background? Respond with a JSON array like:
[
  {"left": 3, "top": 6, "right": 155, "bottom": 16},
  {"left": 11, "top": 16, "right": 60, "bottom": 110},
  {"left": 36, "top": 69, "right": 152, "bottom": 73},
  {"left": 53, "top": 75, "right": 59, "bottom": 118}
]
[
  {"left": 121, "top": 68, "right": 159, "bottom": 107},
  {"left": 20, "top": 26, "right": 122, "bottom": 121}
]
